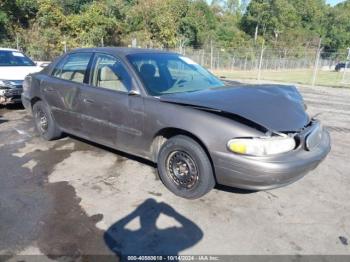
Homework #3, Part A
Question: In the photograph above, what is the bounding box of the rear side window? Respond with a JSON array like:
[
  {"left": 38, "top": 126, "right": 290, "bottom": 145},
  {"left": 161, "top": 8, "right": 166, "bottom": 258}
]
[{"left": 52, "top": 53, "right": 92, "bottom": 83}]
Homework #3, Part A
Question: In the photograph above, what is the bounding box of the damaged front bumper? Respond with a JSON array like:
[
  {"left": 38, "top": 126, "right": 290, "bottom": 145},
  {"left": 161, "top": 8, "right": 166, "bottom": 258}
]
[
  {"left": 0, "top": 88, "right": 23, "bottom": 105},
  {"left": 212, "top": 121, "right": 331, "bottom": 190}
]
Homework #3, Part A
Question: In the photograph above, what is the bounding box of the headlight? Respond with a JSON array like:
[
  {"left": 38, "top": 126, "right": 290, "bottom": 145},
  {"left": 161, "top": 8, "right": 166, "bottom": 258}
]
[{"left": 227, "top": 136, "right": 296, "bottom": 156}]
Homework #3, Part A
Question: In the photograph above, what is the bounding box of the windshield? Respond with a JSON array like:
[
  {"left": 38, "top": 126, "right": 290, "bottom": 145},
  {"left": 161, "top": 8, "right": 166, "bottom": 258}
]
[
  {"left": 0, "top": 50, "right": 36, "bottom": 67},
  {"left": 127, "top": 53, "right": 224, "bottom": 96}
]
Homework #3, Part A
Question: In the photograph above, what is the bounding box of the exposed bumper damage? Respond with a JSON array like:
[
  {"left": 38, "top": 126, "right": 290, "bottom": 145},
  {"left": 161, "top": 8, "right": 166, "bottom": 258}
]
[
  {"left": 212, "top": 121, "right": 331, "bottom": 190},
  {"left": 0, "top": 88, "right": 23, "bottom": 105},
  {"left": 160, "top": 87, "right": 331, "bottom": 190}
]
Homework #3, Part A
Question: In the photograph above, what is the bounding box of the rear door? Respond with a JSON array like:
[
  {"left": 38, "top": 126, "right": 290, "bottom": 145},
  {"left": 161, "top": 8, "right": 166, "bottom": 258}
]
[
  {"left": 76, "top": 53, "right": 145, "bottom": 154},
  {"left": 41, "top": 52, "right": 93, "bottom": 133}
]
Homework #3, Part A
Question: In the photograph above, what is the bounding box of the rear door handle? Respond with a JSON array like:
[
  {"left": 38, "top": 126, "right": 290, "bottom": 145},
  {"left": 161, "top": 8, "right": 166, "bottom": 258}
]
[
  {"left": 83, "top": 98, "right": 94, "bottom": 104},
  {"left": 44, "top": 87, "right": 54, "bottom": 92}
]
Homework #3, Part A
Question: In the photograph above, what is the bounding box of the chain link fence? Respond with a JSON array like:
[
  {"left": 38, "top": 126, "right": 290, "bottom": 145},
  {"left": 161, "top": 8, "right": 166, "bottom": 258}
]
[
  {"left": 179, "top": 46, "right": 350, "bottom": 88},
  {"left": 23, "top": 42, "right": 350, "bottom": 88}
]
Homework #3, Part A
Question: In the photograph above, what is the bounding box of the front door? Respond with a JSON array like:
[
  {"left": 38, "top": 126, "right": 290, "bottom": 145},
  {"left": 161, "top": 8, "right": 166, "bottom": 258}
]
[{"left": 76, "top": 53, "right": 145, "bottom": 155}]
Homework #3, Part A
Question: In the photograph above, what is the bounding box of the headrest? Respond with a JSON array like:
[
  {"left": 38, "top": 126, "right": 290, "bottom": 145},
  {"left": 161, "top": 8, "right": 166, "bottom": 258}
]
[{"left": 140, "top": 64, "right": 156, "bottom": 77}]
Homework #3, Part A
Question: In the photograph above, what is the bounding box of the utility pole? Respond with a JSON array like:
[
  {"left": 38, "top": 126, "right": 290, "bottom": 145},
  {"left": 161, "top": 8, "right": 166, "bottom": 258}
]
[
  {"left": 210, "top": 39, "right": 214, "bottom": 70},
  {"left": 131, "top": 38, "right": 137, "bottom": 48},
  {"left": 254, "top": 24, "right": 259, "bottom": 43},
  {"left": 342, "top": 47, "right": 350, "bottom": 84},
  {"left": 62, "top": 35, "right": 67, "bottom": 53},
  {"left": 257, "top": 40, "right": 265, "bottom": 81},
  {"left": 16, "top": 34, "right": 20, "bottom": 50},
  {"left": 201, "top": 49, "right": 205, "bottom": 66},
  {"left": 217, "top": 50, "right": 220, "bottom": 69},
  {"left": 312, "top": 38, "right": 322, "bottom": 87}
]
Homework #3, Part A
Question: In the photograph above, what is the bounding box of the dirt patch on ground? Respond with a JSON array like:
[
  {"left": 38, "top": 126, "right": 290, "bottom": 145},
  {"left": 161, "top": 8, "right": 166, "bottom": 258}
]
[{"left": 0, "top": 113, "right": 117, "bottom": 261}]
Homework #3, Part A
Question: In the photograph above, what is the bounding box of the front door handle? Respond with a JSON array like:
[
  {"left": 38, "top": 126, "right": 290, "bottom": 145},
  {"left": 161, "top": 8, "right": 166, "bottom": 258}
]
[{"left": 83, "top": 98, "right": 94, "bottom": 104}]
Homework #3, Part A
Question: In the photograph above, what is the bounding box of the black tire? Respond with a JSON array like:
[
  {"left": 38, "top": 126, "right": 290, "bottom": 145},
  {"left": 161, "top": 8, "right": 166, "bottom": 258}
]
[
  {"left": 157, "top": 135, "right": 215, "bottom": 199},
  {"left": 32, "top": 100, "right": 62, "bottom": 140}
]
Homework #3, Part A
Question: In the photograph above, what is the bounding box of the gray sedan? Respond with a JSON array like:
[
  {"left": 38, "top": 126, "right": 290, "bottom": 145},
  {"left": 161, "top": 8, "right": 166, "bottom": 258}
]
[{"left": 22, "top": 48, "right": 331, "bottom": 199}]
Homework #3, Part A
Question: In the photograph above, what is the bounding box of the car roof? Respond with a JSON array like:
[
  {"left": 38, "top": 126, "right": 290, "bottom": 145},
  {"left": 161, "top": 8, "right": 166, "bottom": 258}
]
[
  {"left": 69, "top": 47, "right": 177, "bottom": 57},
  {"left": 0, "top": 48, "right": 20, "bottom": 52}
]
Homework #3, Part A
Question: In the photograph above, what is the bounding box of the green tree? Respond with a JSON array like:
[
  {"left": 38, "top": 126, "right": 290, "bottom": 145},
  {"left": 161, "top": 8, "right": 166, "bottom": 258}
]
[
  {"left": 325, "top": 0, "right": 350, "bottom": 52},
  {"left": 21, "top": 0, "right": 66, "bottom": 59},
  {"left": 0, "top": 0, "right": 38, "bottom": 43},
  {"left": 181, "top": 0, "right": 217, "bottom": 48},
  {"left": 0, "top": 10, "right": 9, "bottom": 40},
  {"left": 292, "top": 0, "right": 329, "bottom": 37},
  {"left": 67, "top": 0, "right": 122, "bottom": 47},
  {"left": 215, "top": 12, "right": 250, "bottom": 49},
  {"left": 0, "top": 0, "right": 348, "bottom": 57},
  {"left": 242, "top": 0, "right": 299, "bottom": 42},
  {"left": 57, "top": 0, "right": 94, "bottom": 14}
]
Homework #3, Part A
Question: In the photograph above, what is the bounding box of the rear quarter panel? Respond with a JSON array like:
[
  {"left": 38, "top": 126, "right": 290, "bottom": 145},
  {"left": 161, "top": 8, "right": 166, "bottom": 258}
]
[{"left": 22, "top": 72, "right": 45, "bottom": 110}]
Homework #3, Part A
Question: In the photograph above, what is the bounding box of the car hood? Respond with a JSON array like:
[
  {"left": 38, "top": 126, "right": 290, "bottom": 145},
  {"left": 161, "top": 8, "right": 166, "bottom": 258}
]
[
  {"left": 0, "top": 66, "right": 42, "bottom": 81},
  {"left": 160, "top": 85, "right": 309, "bottom": 132}
]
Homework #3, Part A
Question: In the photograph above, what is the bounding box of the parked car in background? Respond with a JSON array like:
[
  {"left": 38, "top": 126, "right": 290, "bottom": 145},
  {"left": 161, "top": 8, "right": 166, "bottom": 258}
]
[
  {"left": 22, "top": 48, "right": 331, "bottom": 199},
  {"left": 0, "top": 48, "right": 42, "bottom": 105},
  {"left": 335, "top": 62, "right": 350, "bottom": 72}
]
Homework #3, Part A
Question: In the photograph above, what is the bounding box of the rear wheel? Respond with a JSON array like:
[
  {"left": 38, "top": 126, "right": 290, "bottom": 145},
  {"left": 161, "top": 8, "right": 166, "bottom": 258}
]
[
  {"left": 33, "top": 101, "right": 62, "bottom": 140},
  {"left": 157, "top": 135, "right": 215, "bottom": 199}
]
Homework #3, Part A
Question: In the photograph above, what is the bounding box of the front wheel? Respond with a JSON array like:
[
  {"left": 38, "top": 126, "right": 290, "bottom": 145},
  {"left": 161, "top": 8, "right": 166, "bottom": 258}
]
[
  {"left": 157, "top": 135, "right": 215, "bottom": 199},
  {"left": 33, "top": 101, "right": 62, "bottom": 140}
]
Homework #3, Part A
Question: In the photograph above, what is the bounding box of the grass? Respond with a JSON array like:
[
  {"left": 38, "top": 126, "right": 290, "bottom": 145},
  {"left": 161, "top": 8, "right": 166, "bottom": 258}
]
[{"left": 212, "top": 69, "right": 350, "bottom": 88}]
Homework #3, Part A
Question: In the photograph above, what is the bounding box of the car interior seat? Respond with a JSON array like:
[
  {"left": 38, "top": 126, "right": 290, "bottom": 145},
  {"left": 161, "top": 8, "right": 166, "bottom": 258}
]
[
  {"left": 61, "top": 71, "right": 73, "bottom": 81},
  {"left": 60, "top": 71, "right": 84, "bottom": 83},
  {"left": 140, "top": 64, "right": 156, "bottom": 80},
  {"left": 97, "top": 65, "right": 128, "bottom": 92},
  {"left": 139, "top": 63, "right": 167, "bottom": 92},
  {"left": 71, "top": 71, "right": 84, "bottom": 83}
]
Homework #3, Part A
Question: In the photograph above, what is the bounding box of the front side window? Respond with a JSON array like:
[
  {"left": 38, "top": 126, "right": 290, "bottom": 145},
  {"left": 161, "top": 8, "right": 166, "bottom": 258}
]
[
  {"left": 91, "top": 53, "right": 131, "bottom": 93},
  {"left": 127, "top": 53, "right": 224, "bottom": 96},
  {"left": 52, "top": 52, "right": 92, "bottom": 84},
  {"left": 0, "top": 50, "right": 35, "bottom": 67}
]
